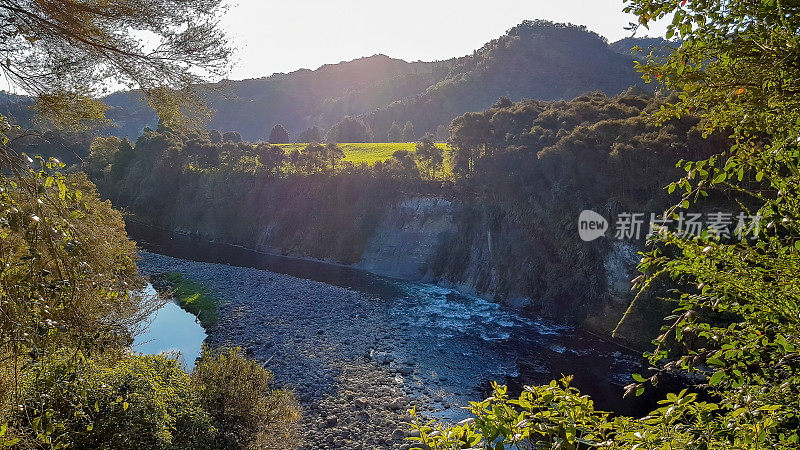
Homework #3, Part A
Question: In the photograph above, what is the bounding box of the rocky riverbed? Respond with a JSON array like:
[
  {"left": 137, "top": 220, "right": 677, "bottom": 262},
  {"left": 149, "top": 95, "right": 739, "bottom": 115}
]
[
  {"left": 139, "top": 252, "right": 467, "bottom": 449},
  {"left": 138, "top": 251, "right": 649, "bottom": 449}
]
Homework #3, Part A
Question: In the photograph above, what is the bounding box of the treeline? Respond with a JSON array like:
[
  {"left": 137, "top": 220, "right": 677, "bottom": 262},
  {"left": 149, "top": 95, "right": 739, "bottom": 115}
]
[
  {"left": 90, "top": 126, "right": 448, "bottom": 263},
  {"left": 432, "top": 89, "right": 726, "bottom": 338},
  {"left": 90, "top": 90, "right": 726, "bottom": 345},
  {"left": 86, "top": 128, "right": 446, "bottom": 184}
]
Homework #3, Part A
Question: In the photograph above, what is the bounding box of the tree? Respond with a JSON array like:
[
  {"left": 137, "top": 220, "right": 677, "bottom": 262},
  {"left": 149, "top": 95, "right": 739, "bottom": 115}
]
[
  {"left": 256, "top": 143, "right": 286, "bottom": 175},
  {"left": 269, "top": 124, "right": 290, "bottom": 144},
  {"left": 325, "top": 116, "right": 373, "bottom": 143},
  {"left": 448, "top": 111, "right": 491, "bottom": 175},
  {"left": 287, "top": 148, "right": 302, "bottom": 173},
  {"left": 387, "top": 121, "right": 402, "bottom": 142},
  {"left": 299, "top": 143, "right": 325, "bottom": 173},
  {"left": 401, "top": 121, "right": 416, "bottom": 142},
  {"left": 297, "top": 126, "right": 322, "bottom": 143},
  {"left": 110, "top": 138, "right": 136, "bottom": 181},
  {"left": 0, "top": 0, "right": 230, "bottom": 129},
  {"left": 385, "top": 149, "right": 418, "bottom": 178},
  {"left": 415, "top": 133, "right": 444, "bottom": 179},
  {"left": 323, "top": 143, "right": 345, "bottom": 171},
  {"left": 614, "top": 2, "right": 800, "bottom": 446},
  {"left": 209, "top": 129, "right": 223, "bottom": 144},
  {"left": 222, "top": 130, "right": 242, "bottom": 143},
  {"left": 435, "top": 124, "right": 449, "bottom": 142},
  {"left": 86, "top": 136, "right": 122, "bottom": 177}
]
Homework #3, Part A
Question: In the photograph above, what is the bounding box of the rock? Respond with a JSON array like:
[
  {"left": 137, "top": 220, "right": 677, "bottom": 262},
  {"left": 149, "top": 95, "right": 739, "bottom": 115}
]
[
  {"left": 387, "top": 397, "right": 406, "bottom": 411},
  {"left": 354, "top": 397, "right": 370, "bottom": 408},
  {"left": 391, "top": 429, "right": 406, "bottom": 441},
  {"left": 370, "top": 350, "right": 394, "bottom": 365},
  {"left": 325, "top": 415, "right": 338, "bottom": 427}
]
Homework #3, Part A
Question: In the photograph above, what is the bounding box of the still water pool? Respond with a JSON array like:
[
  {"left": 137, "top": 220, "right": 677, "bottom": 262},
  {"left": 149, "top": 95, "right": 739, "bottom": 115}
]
[{"left": 132, "top": 284, "right": 206, "bottom": 370}]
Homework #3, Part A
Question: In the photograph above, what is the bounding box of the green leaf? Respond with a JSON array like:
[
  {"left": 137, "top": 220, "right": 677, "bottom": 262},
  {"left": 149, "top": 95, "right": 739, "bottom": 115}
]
[{"left": 709, "top": 371, "right": 725, "bottom": 386}]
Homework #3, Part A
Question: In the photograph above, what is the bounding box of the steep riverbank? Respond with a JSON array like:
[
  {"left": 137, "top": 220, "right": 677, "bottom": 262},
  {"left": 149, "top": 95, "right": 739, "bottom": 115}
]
[
  {"left": 136, "top": 247, "right": 666, "bottom": 448},
  {"left": 125, "top": 188, "right": 656, "bottom": 350}
]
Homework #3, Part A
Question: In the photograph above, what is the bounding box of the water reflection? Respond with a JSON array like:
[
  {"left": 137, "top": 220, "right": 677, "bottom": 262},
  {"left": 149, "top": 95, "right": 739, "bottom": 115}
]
[{"left": 133, "top": 284, "right": 206, "bottom": 370}]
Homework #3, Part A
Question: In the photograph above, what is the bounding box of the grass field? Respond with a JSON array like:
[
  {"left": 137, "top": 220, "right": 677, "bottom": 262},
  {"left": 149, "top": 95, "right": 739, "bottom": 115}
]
[{"left": 277, "top": 142, "right": 450, "bottom": 165}]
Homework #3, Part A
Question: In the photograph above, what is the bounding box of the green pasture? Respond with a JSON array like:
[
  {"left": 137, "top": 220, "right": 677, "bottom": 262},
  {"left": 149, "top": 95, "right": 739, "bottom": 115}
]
[{"left": 277, "top": 142, "right": 450, "bottom": 165}]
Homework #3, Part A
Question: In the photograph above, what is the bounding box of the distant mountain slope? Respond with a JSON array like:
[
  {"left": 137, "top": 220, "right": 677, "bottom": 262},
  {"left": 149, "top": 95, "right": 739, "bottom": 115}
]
[
  {"left": 363, "top": 20, "right": 647, "bottom": 138},
  {"left": 610, "top": 36, "right": 681, "bottom": 60},
  {"left": 4, "top": 20, "right": 651, "bottom": 143},
  {"left": 103, "top": 55, "right": 448, "bottom": 140}
]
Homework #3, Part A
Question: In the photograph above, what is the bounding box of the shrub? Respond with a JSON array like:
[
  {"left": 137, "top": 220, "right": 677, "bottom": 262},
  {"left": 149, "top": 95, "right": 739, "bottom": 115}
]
[
  {"left": 9, "top": 352, "right": 217, "bottom": 449},
  {"left": 192, "top": 347, "right": 300, "bottom": 450}
]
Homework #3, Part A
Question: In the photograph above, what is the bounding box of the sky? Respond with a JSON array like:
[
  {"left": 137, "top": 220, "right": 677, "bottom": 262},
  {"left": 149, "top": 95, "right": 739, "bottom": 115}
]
[{"left": 221, "top": 0, "right": 670, "bottom": 80}]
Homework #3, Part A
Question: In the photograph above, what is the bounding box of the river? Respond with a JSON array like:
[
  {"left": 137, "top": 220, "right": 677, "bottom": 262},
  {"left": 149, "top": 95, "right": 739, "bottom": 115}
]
[{"left": 129, "top": 223, "right": 665, "bottom": 448}]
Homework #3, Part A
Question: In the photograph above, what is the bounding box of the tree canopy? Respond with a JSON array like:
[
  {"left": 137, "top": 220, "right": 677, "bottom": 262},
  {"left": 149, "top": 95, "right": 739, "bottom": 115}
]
[
  {"left": 269, "top": 124, "right": 290, "bottom": 144},
  {"left": 0, "top": 0, "right": 231, "bottom": 129}
]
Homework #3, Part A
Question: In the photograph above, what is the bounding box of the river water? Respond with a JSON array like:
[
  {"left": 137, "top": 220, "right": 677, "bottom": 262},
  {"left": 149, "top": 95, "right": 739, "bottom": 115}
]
[
  {"left": 128, "top": 222, "right": 664, "bottom": 420},
  {"left": 132, "top": 284, "right": 206, "bottom": 370}
]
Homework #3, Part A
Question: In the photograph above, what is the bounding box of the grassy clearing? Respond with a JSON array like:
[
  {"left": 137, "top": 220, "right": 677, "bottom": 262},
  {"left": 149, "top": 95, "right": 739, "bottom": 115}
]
[
  {"left": 154, "top": 272, "right": 219, "bottom": 329},
  {"left": 277, "top": 142, "right": 450, "bottom": 166}
]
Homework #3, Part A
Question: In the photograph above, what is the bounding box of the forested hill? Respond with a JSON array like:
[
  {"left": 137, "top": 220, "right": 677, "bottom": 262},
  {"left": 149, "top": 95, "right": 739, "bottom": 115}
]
[
  {"left": 103, "top": 54, "right": 450, "bottom": 140},
  {"left": 363, "top": 21, "right": 647, "bottom": 139},
  {"left": 3, "top": 21, "right": 663, "bottom": 143}
]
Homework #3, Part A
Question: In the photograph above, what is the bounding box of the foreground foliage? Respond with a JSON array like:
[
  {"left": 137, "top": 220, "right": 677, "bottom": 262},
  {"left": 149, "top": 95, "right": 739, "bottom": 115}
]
[
  {"left": 0, "top": 119, "right": 299, "bottom": 448},
  {"left": 193, "top": 347, "right": 300, "bottom": 450}
]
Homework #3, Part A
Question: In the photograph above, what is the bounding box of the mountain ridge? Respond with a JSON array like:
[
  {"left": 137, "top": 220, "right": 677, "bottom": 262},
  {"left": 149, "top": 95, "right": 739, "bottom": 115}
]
[{"left": 3, "top": 22, "right": 672, "bottom": 143}]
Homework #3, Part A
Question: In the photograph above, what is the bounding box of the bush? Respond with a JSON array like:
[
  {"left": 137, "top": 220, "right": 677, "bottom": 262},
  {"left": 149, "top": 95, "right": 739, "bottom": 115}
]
[
  {"left": 192, "top": 347, "right": 300, "bottom": 450},
  {"left": 9, "top": 352, "right": 218, "bottom": 449}
]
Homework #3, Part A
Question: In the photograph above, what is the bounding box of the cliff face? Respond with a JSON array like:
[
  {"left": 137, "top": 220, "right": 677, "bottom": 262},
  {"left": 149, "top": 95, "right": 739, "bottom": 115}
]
[
  {"left": 356, "top": 199, "right": 657, "bottom": 346},
  {"left": 357, "top": 197, "right": 458, "bottom": 280},
  {"left": 127, "top": 185, "right": 654, "bottom": 345}
]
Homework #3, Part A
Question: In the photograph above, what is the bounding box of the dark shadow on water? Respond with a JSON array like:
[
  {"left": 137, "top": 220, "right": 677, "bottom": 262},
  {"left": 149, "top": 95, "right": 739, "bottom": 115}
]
[{"left": 127, "top": 220, "right": 404, "bottom": 299}]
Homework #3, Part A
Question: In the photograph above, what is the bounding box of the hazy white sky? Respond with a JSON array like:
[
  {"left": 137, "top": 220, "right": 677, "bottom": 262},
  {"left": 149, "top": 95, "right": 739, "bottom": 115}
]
[{"left": 221, "top": 0, "right": 669, "bottom": 80}]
